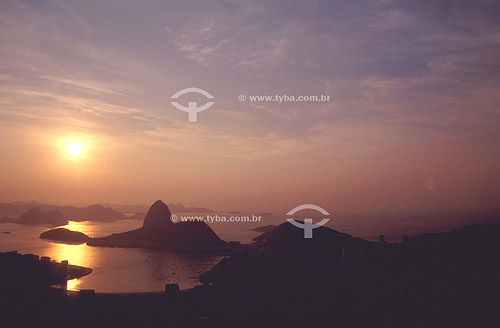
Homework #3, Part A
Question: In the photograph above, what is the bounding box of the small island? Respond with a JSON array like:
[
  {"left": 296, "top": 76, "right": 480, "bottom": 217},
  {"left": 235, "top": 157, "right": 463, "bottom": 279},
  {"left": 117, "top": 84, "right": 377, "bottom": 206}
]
[{"left": 40, "top": 228, "right": 90, "bottom": 244}]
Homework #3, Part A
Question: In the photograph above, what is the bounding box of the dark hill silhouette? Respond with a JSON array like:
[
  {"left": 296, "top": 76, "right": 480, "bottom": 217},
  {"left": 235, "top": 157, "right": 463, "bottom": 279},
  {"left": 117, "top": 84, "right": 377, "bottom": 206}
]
[
  {"left": 0, "top": 201, "right": 42, "bottom": 217},
  {"left": 199, "top": 223, "right": 500, "bottom": 327},
  {"left": 59, "top": 204, "right": 127, "bottom": 221},
  {"left": 40, "top": 228, "right": 90, "bottom": 244},
  {"left": 251, "top": 220, "right": 368, "bottom": 255},
  {"left": 405, "top": 223, "right": 500, "bottom": 248},
  {"left": 142, "top": 200, "right": 173, "bottom": 229},
  {"left": 400, "top": 224, "right": 500, "bottom": 300},
  {"left": 169, "top": 202, "right": 216, "bottom": 214},
  {"left": 87, "top": 200, "right": 223, "bottom": 250},
  {"left": 13, "top": 208, "right": 68, "bottom": 226}
]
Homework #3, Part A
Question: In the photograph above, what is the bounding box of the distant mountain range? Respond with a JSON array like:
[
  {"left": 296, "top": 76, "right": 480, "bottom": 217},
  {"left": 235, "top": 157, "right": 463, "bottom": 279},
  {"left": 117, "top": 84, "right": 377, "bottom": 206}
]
[
  {"left": 0, "top": 202, "right": 127, "bottom": 222},
  {"left": 0, "top": 208, "right": 68, "bottom": 226},
  {"left": 0, "top": 201, "right": 218, "bottom": 224},
  {"left": 104, "top": 202, "right": 217, "bottom": 214}
]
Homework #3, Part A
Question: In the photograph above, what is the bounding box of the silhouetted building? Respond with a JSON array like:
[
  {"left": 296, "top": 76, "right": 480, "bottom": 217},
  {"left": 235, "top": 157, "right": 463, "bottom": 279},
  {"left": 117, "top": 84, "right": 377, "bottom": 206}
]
[
  {"left": 379, "top": 235, "right": 386, "bottom": 243},
  {"left": 60, "top": 260, "right": 69, "bottom": 278},
  {"left": 78, "top": 289, "right": 95, "bottom": 299},
  {"left": 41, "top": 256, "right": 51, "bottom": 263}
]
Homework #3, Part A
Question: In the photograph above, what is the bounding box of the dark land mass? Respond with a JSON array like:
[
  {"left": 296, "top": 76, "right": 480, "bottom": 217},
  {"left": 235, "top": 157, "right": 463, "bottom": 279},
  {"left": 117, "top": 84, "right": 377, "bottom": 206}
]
[
  {"left": 0, "top": 251, "right": 92, "bottom": 291},
  {"left": 0, "top": 201, "right": 128, "bottom": 222},
  {"left": 169, "top": 202, "right": 216, "bottom": 214},
  {"left": 0, "top": 201, "right": 43, "bottom": 217},
  {"left": 257, "top": 211, "right": 273, "bottom": 216},
  {"left": 251, "top": 224, "right": 276, "bottom": 233},
  {"left": 40, "top": 228, "right": 90, "bottom": 244},
  {"left": 0, "top": 208, "right": 68, "bottom": 226},
  {"left": 58, "top": 204, "right": 127, "bottom": 221},
  {"left": 0, "top": 202, "right": 217, "bottom": 225},
  {"left": 102, "top": 203, "right": 151, "bottom": 214},
  {"left": 87, "top": 200, "right": 224, "bottom": 250},
  {"left": 2, "top": 223, "right": 499, "bottom": 328}
]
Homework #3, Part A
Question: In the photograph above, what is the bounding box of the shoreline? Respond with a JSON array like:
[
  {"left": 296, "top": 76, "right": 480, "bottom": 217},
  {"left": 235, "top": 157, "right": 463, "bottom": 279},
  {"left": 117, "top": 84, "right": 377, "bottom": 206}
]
[
  {"left": 68, "top": 264, "right": 92, "bottom": 280},
  {"left": 58, "top": 285, "right": 195, "bottom": 297}
]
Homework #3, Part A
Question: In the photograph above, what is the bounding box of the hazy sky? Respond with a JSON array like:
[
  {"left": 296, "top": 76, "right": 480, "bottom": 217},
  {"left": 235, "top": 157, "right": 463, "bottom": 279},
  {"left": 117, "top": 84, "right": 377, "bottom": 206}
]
[{"left": 0, "top": 0, "right": 499, "bottom": 213}]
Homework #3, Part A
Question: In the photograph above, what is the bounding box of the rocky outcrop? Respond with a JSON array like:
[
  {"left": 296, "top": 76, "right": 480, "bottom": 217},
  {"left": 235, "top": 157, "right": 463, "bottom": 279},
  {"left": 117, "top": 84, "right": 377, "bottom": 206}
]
[
  {"left": 87, "top": 200, "right": 223, "bottom": 250},
  {"left": 142, "top": 200, "right": 173, "bottom": 229}
]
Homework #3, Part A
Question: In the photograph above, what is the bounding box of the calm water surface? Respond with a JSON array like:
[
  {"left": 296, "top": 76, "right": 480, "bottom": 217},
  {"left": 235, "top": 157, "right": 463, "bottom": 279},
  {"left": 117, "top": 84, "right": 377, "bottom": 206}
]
[
  {"left": 2, "top": 213, "right": 495, "bottom": 293},
  {"left": 0, "top": 220, "right": 226, "bottom": 293}
]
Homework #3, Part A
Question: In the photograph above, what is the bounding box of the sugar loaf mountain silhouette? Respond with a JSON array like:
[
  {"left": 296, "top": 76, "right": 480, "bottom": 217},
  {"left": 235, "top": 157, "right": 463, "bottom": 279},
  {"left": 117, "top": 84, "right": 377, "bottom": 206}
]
[{"left": 87, "top": 200, "right": 223, "bottom": 249}]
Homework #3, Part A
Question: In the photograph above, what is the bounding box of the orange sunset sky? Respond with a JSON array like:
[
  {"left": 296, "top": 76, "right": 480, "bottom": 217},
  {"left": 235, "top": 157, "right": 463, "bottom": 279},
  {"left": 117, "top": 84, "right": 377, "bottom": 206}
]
[{"left": 1, "top": 1, "right": 499, "bottom": 213}]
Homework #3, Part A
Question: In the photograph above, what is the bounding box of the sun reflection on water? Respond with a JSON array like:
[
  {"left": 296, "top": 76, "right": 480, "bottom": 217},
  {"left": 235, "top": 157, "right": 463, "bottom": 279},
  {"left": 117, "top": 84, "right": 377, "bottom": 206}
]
[
  {"left": 41, "top": 234, "right": 95, "bottom": 291},
  {"left": 67, "top": 278, "right": 81, "bottom": 291},
  {"left": 64, "top": 221, "right": 99, "bottom": 237},
  {"left": 1, "top": 220, "right": 223, "bottom": 292},
  {"left": 46, "top": 243, "right": 91, "bottom": 267}
]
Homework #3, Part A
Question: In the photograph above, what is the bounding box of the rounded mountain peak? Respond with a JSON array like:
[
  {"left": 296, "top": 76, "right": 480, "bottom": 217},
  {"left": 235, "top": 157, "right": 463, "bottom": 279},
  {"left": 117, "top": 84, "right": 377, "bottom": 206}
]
[{"left": 142, "top": 200, "right": 173, "bottom": 229}]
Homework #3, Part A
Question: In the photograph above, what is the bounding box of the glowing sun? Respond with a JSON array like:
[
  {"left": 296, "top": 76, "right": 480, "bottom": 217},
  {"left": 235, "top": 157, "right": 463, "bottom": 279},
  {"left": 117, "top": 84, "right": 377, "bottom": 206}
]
[{"left": 67, "top": 142, "right": 83, "bottom": 157}]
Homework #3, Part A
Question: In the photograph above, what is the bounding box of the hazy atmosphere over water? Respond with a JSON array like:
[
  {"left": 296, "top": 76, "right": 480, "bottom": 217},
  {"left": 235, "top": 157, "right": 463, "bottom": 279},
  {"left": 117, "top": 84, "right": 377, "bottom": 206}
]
[
  {"left": 1, "top": 0, "right": 499, "bottom": 214},
  {"left": 2, "top": 2, "right": 500, "bottom": 327}
]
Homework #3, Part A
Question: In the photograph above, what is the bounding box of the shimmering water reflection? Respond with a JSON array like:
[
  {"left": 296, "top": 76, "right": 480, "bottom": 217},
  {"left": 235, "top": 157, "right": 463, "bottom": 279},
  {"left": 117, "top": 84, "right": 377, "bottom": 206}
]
[{"left": 0, "top": 220, "right": 222, "bottom": 293}]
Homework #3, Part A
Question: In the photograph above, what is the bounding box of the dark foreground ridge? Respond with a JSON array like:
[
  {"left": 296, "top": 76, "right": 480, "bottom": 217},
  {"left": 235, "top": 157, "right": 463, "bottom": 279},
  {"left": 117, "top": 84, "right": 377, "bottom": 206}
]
[
  {"left": 1, "top": 223, "right": 499, "bottom": 328},
  {"left": 87, "top": 200, "right": 224, "bottom": 250}
]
